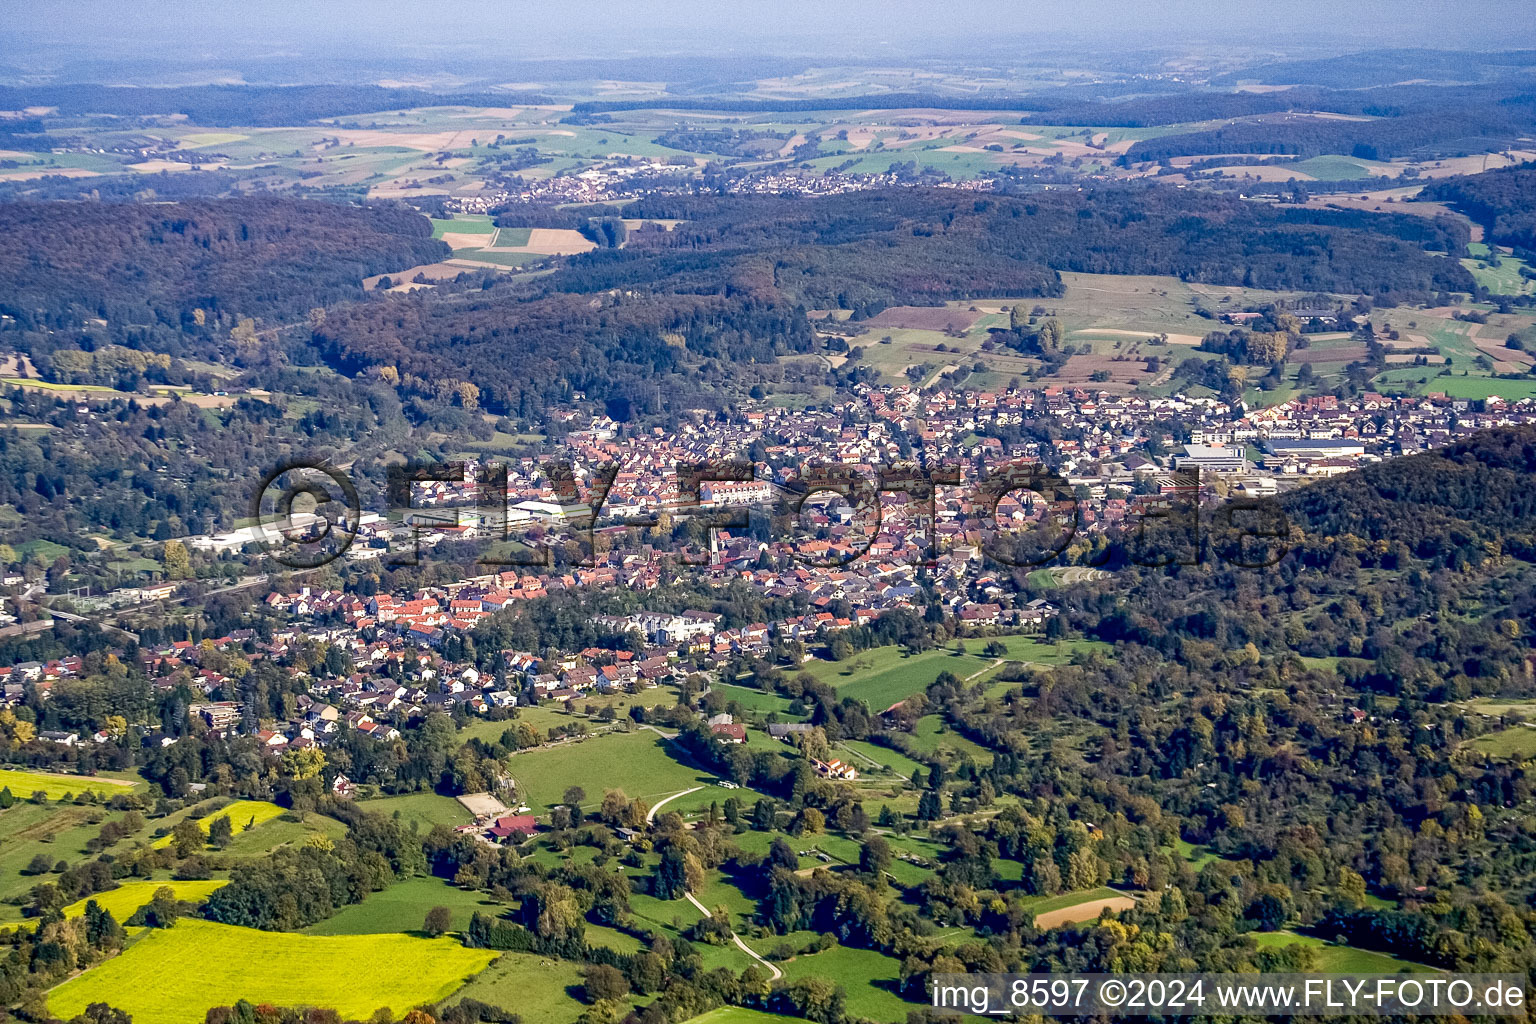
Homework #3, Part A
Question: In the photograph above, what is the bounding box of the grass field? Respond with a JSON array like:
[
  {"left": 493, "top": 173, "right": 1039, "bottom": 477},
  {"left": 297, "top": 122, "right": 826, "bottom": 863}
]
[
  {"left": 430, "top": 214, "right": 497, "bottom": 237},
  {"left": 506, "top": 729, "right": 720, "bottom": 812},
  {"left": 1464, "top": 244, "right": 1536, "bottom": 296},
  {"left": 0, "top": 768, "right": 140, "bottom": 800},
  {"left": 0, "top": 802, "right": 159, "bottom": 911},
  {"left": 801, "top": 636, "right": 1109, "bottom": 714},
  {"left": 304, "top": 876, "right": 501, "bottom": 935},
  {"left": 1467, "top": 727, "right": 1536, "bottom": 759},
  {"left": 801, "top": 646, "right": 999, "bottom": 710},
  {"left": 152, "top": 799, "right": 286, "bottom": 849},
  {"left": 714, "top": 682, "right": 805, "bottom": 720},
  {"left": 1250, "top": 931, "right": 1434, "bottom": 972},
  {"left": 686, "top": 1010, "right": 798, "bottom": 1024},
  {"left": 902, "top": 714, "right": 998, "bottom": 765},
  {"left": 775, "top": 944, "right": 915, "bottom": 1021},
  {"left": 443, "top": 950, "right": 621, "bottom": 1024},
  {"left": 62, "top": 880, "right": 226, "bottom": 922},
  {"left": 47, "top": 919, "right": 496, "bottom": 1024},
  {"left": 360, "top": 791, "right": 475, "bottom": 830},
  {"left": 1289, "top": 155, "right": 1376, "bottom": 180}
]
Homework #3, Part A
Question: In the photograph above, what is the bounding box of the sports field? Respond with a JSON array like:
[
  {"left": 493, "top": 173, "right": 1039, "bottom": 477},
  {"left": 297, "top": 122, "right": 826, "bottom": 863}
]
[
  {"left": 0, "top": 768, "right": 140, "bottom": 800},
  {"left": 47, "top": 918, "right": 496, "bottom": 1024}
]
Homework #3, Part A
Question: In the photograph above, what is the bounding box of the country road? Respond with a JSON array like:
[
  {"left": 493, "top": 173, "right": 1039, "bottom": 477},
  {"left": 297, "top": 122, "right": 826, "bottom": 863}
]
[
  {"left": 683, "top": 890, "right": 783, "bottom": 980},
  {"left": 646, "top": 786, "right": 704, "bottom": 823}
]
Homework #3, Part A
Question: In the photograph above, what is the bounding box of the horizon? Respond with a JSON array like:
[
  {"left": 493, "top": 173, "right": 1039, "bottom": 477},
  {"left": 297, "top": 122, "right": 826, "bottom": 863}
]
[{"left": 5, "top": 0, "right": 1536, "bottom": 84}]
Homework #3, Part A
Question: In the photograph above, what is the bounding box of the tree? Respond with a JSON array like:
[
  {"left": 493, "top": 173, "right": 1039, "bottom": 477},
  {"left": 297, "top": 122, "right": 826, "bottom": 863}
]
[
  {"left": 282, "top": 746, "right": 326, "bottom": 780},
  {"left": 1037, "top": 318, "right": 1063, "bottom": 351},
  {"left": 768, "top": 837, "right": 799, "bottom": 871},
  {"left": 654, "top": 846, "right": 689, "bottom": 899},
  {"left": 142, "top": 885, "right": 181, "bottom": 928},
  {"left": 583, "top": 964, "right": 630, "bottom": 1002},
  {"left": 81, "top": 900, "right": 124, "bottom": 948},
  {"left": 162, "top": 539, "right": 192, "bottom": 580},
  {"left": 423, "top": 905, "right": 452, "bottom": 937},
  {"left": 171, "top": 816, "right": 206, "bottom": 857},
  {"left": 793, "top": 807, "right": 825, "bottom": 835},
  {"left": 69, "top": 1004, "right": 132, "bottom": 1024},
  {"left": 207, "top": 815, "right": 234, "bottom": 850},
  {"left": 860, "top": 835, "right": 892, "bottom": 876}
]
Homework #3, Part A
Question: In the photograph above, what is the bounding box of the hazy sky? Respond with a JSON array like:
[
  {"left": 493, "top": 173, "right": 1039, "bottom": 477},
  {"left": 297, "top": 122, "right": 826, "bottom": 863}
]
[{"left": 6, "top": 0, "right": 1536, "bottom": 67}]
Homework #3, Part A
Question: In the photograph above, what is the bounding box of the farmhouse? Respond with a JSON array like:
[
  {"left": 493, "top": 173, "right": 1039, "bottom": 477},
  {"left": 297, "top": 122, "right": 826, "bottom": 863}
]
[
  {"left": 811, "top": 757, "right": 858, "bottom": 780},
  {"left": 487, "top": 814, "right": 538, "bottom": 841},
  {"left": 711, "top": 722, "right": 747, "bottom": 743}
]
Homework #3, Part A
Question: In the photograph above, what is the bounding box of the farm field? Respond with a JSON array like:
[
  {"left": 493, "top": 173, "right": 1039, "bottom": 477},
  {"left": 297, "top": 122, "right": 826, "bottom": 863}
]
[
  {"left": 505, "top": 728, "right": 721, "bottom": 812},
  {"left": 61, "top": 879, "right": 226, "bottom": 922},
  {"left": 304, "top": 875, "right": 501, "bottom": 935},
  {"left": 152, "top": 799, "right": 286, "bottom": 849},
  {"left": 46, "top": 919, "right": 496, "bottom": 1024},
  {"left": 1028, "top": 887, "right": 1137, "bottom": 928},
  {"left": 0, "top": 768, "right": 140, "bottom": 800}
]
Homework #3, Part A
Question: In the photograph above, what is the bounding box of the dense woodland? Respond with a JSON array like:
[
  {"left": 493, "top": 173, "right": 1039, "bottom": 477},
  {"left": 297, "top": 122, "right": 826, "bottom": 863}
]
[
  {"left": 1421, "top": 164, "right": 1536, "bottom": 254},
  {"left": 0, "top": 199, "right": 446, "bottom": 340},
  {"left": 305, "top": 186, "right": 1473, "bottom": 423},
  {"left": 1123, "top": 109, "right": 1536, "bottom": 163}
]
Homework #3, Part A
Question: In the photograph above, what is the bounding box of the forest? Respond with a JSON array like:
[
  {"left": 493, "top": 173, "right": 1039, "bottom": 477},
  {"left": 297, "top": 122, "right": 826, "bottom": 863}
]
[
  {"left": 1123, "top": 108, "right": 1536, "bottom": 162},
  {"left": 305, "top": 185, "right": 1474, "bottom": 423},
  {"left": 0, "top": 198, "right": 447, "bottom": 339},
  {"left": 1420, "top": 164, "right": 1536, "bottom": 254}
]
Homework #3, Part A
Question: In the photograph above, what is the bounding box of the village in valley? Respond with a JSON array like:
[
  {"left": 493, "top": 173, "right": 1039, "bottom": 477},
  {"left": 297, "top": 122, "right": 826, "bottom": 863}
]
[{"left": 7, "top": 7, "right": 1536, "bottom": 1023}]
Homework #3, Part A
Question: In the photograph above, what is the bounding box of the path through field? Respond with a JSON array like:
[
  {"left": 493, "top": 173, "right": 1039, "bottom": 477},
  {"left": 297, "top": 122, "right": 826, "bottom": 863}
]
[
  {"left": 683, "top": 890, "right": 784, "bottom": 980},
  {"left": 646, "top": 786, "right": 705, "bottom": 823}
]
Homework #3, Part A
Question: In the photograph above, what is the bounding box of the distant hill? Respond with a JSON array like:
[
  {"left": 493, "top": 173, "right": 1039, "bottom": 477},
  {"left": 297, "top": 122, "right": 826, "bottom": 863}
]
[
  {"left": 1280, "top": 425, "right": 1536, "bottom": 568},
  {"left": 0, "top": 85, "right": 554, "bottom": 126}
]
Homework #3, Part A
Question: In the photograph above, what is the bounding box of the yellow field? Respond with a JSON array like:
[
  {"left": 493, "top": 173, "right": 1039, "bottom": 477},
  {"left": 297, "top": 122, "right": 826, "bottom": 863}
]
[
  {"left": 47, "top": 919, "right": 497, "bottom": 1024},
  {"left": 152, "top": 799, "right": 287, "bottom": 849},
  {"left": 62, "top": 880, "right": 226, "bottom": 921},
  {"left": 0, "top": 768, "right": 139, "bottom": 800}
]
